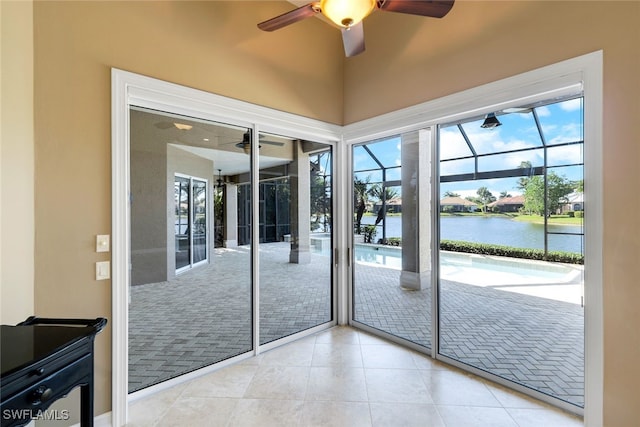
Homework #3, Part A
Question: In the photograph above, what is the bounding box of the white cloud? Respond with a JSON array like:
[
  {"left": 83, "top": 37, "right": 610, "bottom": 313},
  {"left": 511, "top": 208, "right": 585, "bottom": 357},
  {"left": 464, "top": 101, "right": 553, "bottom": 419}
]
[
  {"left": 439, "top": 128, "right": 471, "bottom": 159},
  {"left": 488, "top": 149, "right": 542, "bottom": 169},
  {"left": 548, "top": 122, "right": 582, "bottom": 144},
  {"left": 395, "top": 142, "right": 401, "bottom": 166},
  {"left": 491, "top": 137, "right": 536, "bottom": 153},
  {"left": 536, "top": 106, "right": 552, "bottom": 117},
  {"left": 452, "top": 189, "right": 479, "bottom": 199},
  {"left": 441, "top": 185, "right": 522, "bottom": 200},
  {"left": 440, "top": 159, "right": 473, "bottom": 176},
  {"left": 541, "top": 123, "right": 558, "bottom": 135},
  {"left": 560, "top": 98, "right": 582, "bottom": 112},
  {"left": 546, "top": 144, "right": 582, "bottom": 164},
  {"left": 442, "top": 176, "right": 522, "bottom": 191}
]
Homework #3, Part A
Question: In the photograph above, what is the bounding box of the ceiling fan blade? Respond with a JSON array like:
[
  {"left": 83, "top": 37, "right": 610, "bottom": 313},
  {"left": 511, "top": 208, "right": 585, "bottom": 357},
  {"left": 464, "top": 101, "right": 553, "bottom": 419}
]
[
  {"left": 226, "top": 132, "right": 286, "bottom": 147},
  {"left": 257, "top": 3, "right": 320, "bottom": 32},
  {"left": 342, "top": 22, "right": 366, "bottom": 57},
  {"left": 377, "top": 0, "right": 454, "bottom": 18},
  {"left": 261, "top": 140, "right": 285, "bottom": 146}
]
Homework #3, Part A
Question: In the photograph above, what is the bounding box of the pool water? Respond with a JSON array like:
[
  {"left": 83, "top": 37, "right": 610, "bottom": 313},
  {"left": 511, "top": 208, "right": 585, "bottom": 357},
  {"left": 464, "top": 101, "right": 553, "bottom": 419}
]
[
  {"left": 354, "top": 244, "right": 403, "bottom": 270},
  {"left": 310, "top": 241, "right": 583, "bottom": 303},
  {"left": 441, "top": 251, "right": 582, "bottom": 286},
  {"left": 347, "top": 243, "right": 582, "bottom": 286}
]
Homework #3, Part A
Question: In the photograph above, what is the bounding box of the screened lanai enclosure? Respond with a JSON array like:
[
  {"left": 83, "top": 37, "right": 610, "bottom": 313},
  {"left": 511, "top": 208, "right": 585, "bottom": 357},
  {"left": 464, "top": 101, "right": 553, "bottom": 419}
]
[{"left": 351, "top": 96, "right": 585, "bottom": 408}]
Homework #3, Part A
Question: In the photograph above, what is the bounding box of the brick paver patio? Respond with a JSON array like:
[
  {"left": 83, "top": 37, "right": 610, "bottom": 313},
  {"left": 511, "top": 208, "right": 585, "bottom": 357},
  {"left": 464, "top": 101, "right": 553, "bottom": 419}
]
[{"left": 129, "top": 242, "right": 584, "bottom": 407}]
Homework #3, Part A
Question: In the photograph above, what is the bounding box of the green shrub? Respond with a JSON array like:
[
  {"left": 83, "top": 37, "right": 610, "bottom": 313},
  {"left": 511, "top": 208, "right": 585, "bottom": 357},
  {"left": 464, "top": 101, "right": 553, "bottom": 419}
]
[
  {"left": 386, "top": 237, "right": 401, "bottom": 246},
  {"left": 567, "top": 211, "right": 575, "bottom": 217},
  {"left": 574, "top": 211, "right": 584, "bottom": 218},
  {"left": 439, "top": 240, "right": 583, "bottom": 265},
  {"left": 362, "top": 225, "right": 377, "bottom": 243}
]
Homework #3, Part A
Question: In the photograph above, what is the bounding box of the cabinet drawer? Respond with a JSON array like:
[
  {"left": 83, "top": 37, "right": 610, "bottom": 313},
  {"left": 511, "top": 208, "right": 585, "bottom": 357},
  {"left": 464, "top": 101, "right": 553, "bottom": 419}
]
[{"left": 1, "top": 354, "right": 91, "bottom": 426}]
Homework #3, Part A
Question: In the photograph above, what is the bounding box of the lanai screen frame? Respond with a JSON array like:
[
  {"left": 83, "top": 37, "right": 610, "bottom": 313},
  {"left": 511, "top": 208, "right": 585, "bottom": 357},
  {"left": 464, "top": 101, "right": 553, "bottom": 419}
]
[
  {"left": 438, "top": 95, "right": 585, "bottom": 256},
  {"left": 353, "top": 139, "right": 402, "bottom": 243}
]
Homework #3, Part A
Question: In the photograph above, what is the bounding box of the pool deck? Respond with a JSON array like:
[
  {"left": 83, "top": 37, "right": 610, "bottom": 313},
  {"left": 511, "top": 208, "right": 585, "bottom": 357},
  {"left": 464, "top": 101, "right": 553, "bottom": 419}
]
[{"left": 129, "top": 242, "right": 584, "bottom": 407}]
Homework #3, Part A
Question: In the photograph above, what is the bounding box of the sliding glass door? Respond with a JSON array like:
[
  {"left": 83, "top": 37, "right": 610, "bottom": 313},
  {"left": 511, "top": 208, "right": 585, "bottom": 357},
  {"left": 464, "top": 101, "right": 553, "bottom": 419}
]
[
  {"left": 437, "top": 97, "right": 585, "bottom": 408},
  {"left": 128, "top": 110, "right": 335, "bottom": 393},
  {"left": 192, "top": 179, "right": 208, "bottom": 264},
  {"left": 174, "top": 175, "right": 208, "bottom": 273},
  {"left": 259, "top": 134, "right": 334, "bottom": 345},
  {"left": 129, "top": 108, "right": 253, "bottom": 392},
  {"left": 351, "top": 131, "right": 433, "bottom": 348},
  {"left": 174, "top": 176, "right": 191, "bottom": 271},
  {"left": 350, "top": 97, "right": 585, "bottom": 410}
]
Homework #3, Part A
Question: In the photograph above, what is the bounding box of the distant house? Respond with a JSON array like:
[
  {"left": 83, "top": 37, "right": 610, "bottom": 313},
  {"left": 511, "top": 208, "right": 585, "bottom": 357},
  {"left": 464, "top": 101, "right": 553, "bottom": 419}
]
[
  {"left": 373, "top": 197, "right": 402, "bottom": 214},
  {"left": 561, "top": 192, "right": 584, "bottom": 213},
  {"left": 440, "top": 196, "right": 479, "bottom": 213},
  {"left": 488, "top": 195, "right": 525, "bottom": 213}
]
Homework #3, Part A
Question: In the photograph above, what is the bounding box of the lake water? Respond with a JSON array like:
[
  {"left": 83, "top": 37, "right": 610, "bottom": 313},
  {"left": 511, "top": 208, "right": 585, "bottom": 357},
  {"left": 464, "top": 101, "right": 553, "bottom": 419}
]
[{"left": 360, "top": 215, "right": 583, "bottom": 254}]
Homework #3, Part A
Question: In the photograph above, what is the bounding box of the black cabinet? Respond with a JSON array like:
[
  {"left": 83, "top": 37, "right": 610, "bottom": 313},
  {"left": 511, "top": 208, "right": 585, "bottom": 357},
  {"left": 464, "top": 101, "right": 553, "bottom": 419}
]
[{"left": 1, "top": 317, "right": 107, "bottom": 427}]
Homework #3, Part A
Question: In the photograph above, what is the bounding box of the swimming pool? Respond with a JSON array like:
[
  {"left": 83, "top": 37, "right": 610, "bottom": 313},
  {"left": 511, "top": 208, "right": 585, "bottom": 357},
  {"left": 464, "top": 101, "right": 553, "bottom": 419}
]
[
  {"left": 350, "top": 243, "right": 582, "bottom": 286},
  {"left": 308, "top": 241, "right": 583, "bottom": 302}
]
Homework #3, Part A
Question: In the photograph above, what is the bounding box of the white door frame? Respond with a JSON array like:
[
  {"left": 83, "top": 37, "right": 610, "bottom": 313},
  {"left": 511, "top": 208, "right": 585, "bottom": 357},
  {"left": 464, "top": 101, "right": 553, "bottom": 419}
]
[
  {"left": 342, "top": 51, "right": 603, "bottom": 424},
  {"left": 112, "top": 50, "right": 602, "bottom": 426},
  {"left": 111, "top": 69, "right": 342, "bottom": 426}
]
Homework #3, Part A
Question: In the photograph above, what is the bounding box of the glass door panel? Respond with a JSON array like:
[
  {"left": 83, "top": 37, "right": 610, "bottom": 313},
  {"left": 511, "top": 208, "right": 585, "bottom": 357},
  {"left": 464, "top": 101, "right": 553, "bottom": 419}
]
[
  {"left": 437, "top": 97, "right": 585, "bottom": 408},
  {"left": 174, "top": 176, "right": 191, "bottom": 271},
  {"left": 175, "top": 175, "right": 208, "bottom": 272},
  {"left": 258, "top": 134, "right": 333, "bottom": 344},
  {"left": 352, "top": 132, "right": 432, "bottom": 348},
  {"left": 192, "top": 179, "right": 207, "bottom": 265},
  {"left": 129, "top": 108, "right": 253, "bottom": 392}
]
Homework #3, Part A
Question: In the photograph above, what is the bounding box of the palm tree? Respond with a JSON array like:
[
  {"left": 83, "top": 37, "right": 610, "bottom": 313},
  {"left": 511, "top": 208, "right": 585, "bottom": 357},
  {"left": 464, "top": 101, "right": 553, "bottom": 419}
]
[
  {"left": 476, "top": 186, "right": 496, "bottom": 213},
  {"left": 517, "top": 160, "right": 533, "bottom": 191},
  {"left": 369, "top": 185, "right": 399, "bottom": 226},
  {"left": 353, "top": 177, "right": 370, "bottom": 234}
]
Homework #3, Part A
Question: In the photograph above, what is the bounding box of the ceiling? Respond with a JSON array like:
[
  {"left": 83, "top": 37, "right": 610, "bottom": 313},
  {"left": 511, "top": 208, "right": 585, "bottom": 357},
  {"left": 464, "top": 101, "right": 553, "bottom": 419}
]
[{"left": 130, "top": 107, "right": 294, "bottom": 177}]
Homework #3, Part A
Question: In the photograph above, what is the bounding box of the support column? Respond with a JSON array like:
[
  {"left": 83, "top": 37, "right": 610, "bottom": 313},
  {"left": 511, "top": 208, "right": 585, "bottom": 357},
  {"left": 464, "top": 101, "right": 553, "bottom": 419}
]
[
  {"left": 289, "top": 141, "right": 311, "bottom": 264},
  {"left": 400, "top": 129, "right": 432, "bottom": 290},
  {"left": 224, "top": 183, "right": 238, "bottom": 248}
]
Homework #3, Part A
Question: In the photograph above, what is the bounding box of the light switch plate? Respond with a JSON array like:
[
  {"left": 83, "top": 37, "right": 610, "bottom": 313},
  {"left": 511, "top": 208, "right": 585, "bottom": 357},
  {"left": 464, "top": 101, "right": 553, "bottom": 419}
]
[
  {"left": 96, "top": 261, "right": 110, "bottom": 280},
  {"left": 96, "top": 235, "right": 110, "bottom": 252}
]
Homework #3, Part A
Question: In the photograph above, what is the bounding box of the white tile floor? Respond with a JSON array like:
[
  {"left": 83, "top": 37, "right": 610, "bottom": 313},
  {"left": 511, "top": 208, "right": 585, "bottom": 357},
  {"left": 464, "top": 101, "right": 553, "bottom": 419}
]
[{"left": 127, "top": 326, "right": 583, "bottom": 427}]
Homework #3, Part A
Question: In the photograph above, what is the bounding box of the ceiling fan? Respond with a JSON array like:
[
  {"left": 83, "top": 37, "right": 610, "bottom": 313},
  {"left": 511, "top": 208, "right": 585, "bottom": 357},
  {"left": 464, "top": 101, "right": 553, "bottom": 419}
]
[
  {"left": 258, "top": 0, "right": 455, "bottom": 57},
  {"left": 231, "top": 131, "right": 286, "bottom": 154}
]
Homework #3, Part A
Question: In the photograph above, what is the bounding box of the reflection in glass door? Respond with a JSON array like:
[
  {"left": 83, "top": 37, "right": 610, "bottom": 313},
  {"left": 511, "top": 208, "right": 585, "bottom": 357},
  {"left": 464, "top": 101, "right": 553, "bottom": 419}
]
[
  {"left": 174, "top": 176, "right": 191, "bottom": 271},
  {"left": 259, "top": 134, "right": 334, "bottom": 344},
  {"left": 129, "top": 108, "right": 252, "bottom": 392},
  {"left": 174, "top": 175, "right": 208, "bottom": 273},
  {"left": 351, "top": 131, "right": 433, "bottom": 348},
  {"left": 192, "top": 179, "right": 207, "bottom": 265}
]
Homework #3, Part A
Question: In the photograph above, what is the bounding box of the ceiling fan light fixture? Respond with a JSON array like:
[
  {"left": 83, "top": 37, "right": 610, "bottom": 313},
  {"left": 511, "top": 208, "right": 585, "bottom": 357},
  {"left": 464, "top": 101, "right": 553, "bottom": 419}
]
[
  {"left": 480, "top": 113, "right": 502, "bottom": 129},
  {"left": 216, "top": 169, "right": 224, "bottom": 188},
  {"left": 235, "top": 142, "right": 260, "bottom": 155},
  {"left": 320, "top": 0, "right": 376, "bottom": 28}
]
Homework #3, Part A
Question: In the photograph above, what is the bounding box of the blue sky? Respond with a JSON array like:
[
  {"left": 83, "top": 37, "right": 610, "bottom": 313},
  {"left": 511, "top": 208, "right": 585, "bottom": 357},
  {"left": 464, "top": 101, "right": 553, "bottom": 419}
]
[{"left": 354, "top": 97, "right": 584, "bottom": 200}]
